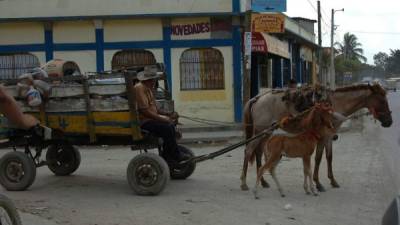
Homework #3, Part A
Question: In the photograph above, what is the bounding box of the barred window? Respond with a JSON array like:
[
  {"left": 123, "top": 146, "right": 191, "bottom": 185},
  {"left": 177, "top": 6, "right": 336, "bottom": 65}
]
[
  {"left": 0, "top": 53, "right": 40, "bottom": 79},
  {"left": 112, "top": 49, "right": 156, "bottom": 70},
  {"left": 180, "top": 48, "right": 224, "bottom": 90}
]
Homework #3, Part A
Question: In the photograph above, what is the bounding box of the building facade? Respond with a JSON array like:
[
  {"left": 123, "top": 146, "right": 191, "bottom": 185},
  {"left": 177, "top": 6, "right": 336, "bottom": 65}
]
[{"left": 0, "top": 0, "right": 318, "bottom": 124}]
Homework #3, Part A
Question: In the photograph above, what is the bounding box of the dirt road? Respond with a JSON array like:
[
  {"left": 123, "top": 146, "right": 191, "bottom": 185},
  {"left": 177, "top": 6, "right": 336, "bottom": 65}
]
[{"left": 1, "top": 111, "right": 398, "bottom": 225}]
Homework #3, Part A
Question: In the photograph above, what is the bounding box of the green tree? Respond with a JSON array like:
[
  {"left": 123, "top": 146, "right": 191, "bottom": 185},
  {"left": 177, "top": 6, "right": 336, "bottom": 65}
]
[
  {"left": 386, "top": 49, "right": 400, "bottom": 76},
  {"left": 373, "top": 52, "right": 388, "bottom": 72},
  {"left": 335, "top": 32, "right": 367, "bottom": 63},
  {"left": 335, "top": 55, "right": 362, "bottom": 85}
]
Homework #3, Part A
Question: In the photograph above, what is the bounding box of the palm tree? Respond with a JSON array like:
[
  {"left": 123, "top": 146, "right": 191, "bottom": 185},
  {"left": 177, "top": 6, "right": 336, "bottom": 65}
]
[{"left": 335, "top": 32, "right": 367, "bottom": 63}]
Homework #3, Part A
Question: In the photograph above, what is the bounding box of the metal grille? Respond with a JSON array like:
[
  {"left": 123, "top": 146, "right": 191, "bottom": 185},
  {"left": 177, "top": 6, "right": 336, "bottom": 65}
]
[
  {"left": 0, "top": 53, "right": 40, "bottom": 79},
  {"left": 180, "top": 48, "right": 224, "bottom": 90},
  {"left": 112, "top": 50, "right": 156, "bottom": 70}
]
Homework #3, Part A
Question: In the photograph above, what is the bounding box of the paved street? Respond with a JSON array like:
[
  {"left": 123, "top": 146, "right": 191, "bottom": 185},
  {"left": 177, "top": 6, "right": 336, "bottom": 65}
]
[{"left": 1, "top": 92, "right": 399, "bottom": 225}]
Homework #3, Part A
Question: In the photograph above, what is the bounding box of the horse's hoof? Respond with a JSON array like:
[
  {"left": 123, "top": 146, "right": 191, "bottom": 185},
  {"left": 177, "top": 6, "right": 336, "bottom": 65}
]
[
  {"left": 305, "top": 191, "right": 311, "bottom": 195},
  {"left": 261, "top": 180, "right": 270, "bottom": 188},
  {"left": 316, "top": 184, "right": 326, "bottom": 192},
  {"left": 252, "top": 189, "right": 259, "bottom": 199},
  {"left": 281, "top": 194, "right": 286, "bottom": 198},
  {"left": 313, "top": 193, "right": 319, "bottom": 196},
  {"left": 241, "top": 184, "right": 249, "bottom": 191},
  {"left": 331, "top": 181, "right": 340, "bottom": 188}
]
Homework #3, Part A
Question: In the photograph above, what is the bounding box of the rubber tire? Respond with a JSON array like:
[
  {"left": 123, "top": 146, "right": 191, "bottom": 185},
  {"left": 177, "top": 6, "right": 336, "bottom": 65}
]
[
  {"left": 46, "top": 144, "right": 81, "bottom": 176},
  {"left": 170, "top": 145, "right": 196, "bottom": 180},
  {"left": 0, "top": 151, "right": 36, "bottom": 191},
  {"left": 127, "top": 153, "right": 169, "bottom": 196},
  {"left": 0, "top": 194, "right": 22, "bottom": 225}
]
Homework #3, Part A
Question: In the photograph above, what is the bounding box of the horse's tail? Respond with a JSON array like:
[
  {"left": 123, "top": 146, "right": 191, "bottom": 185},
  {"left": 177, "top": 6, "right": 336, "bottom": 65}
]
[{"left": 243, "top": 98, "right": 256, "bottom": 140}]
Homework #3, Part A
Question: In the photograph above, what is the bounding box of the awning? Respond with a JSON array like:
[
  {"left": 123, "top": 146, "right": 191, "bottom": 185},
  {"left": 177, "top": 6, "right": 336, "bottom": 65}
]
[
  {"left": 251, "top": 32, "right": 268, "bottom": 53},
  {"left": 260, "top": 32, "right": 290, "bottom": 59}
]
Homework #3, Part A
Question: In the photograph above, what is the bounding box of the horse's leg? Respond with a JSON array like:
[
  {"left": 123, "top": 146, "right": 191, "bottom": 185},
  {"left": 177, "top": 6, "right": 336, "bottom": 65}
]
[
  {"left": 240, "top": 148, "right": 250, "bottom": 191},
  {"left": 313, "top": 140, "right": 326, "bottom": 192},
  {"left": 256, "top": 148, "right": 270, "bottom": 188},
  {"left": 270, "top": 162, "right": 285, "bottom": 197},
  {"left": 326, "top": 139, "right": 340, "bottom": 188},
  {"left": 306, "top": 155, "right": 318, "bottom": 196},
  {"left": 253, "top": 161, "right": 268, "bottom": 199},
  {"left": 303, "top": 157, "right": 311, "bottom": 195}
]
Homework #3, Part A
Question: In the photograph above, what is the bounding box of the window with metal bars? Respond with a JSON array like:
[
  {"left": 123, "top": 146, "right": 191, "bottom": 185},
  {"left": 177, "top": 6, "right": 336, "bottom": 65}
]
[
  {"left": 180, "top": 48, "right": 224, "bottom": 90},
  {"left": 111, "top": 49, "right": 156, "bottom": 71},
  {"left": 0, "top": 53, "right": 40, "bottom": 79}
]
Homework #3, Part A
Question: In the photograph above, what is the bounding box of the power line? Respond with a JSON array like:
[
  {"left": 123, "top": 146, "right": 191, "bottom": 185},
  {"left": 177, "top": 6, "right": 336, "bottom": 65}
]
[
  {"left": 347, "top": 30, "right": 400, "bottom": 35},
  {"left": 303, "top": 0, "right": 331, "bottom": 32}
]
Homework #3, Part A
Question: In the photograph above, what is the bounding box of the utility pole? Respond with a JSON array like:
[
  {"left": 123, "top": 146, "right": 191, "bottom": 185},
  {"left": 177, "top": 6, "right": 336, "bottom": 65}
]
[
  {"left": 330, "top": 8, "right": 344, "bottom": 89},
  {"left": 242, "top": 10, "right": 252, "bottom": 106},
  {"left": 330, "top": 9, "right": 335, "bottom": 89},
  {"left": 317, "top": 1, "right": 323, "bottom": 85}
]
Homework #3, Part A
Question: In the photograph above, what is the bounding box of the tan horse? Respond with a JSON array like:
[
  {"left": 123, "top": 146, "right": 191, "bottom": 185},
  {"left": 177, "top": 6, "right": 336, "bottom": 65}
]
[
  {"left": 252, "top": 104, "right": 336, "bottom": 198},
  {"left": 240, "top": 84, "right": 393, "bottom": 191}
]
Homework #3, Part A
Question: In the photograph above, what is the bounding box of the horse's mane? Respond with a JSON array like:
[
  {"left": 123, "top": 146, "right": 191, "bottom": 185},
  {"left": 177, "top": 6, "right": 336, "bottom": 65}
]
[{"left": 334, "top": 83, "right": 386, "bottom": 95}]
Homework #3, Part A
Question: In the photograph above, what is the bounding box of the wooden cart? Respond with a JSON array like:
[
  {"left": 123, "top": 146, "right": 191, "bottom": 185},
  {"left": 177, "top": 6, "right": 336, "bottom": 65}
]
[{"left": 0, "top": 65, "right": 196, "bottom": 195}]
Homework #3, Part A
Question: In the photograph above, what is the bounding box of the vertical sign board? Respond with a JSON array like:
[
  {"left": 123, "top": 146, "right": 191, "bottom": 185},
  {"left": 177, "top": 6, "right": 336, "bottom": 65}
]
[
  {"left": 251, "top": 13, "right": 285, "bottom": 33},
  {"left": 244, "top": 32, "right": 252, "bottom": 69},
  {"left": 251, "top": 0, "right": 287, "bottom": 12}
]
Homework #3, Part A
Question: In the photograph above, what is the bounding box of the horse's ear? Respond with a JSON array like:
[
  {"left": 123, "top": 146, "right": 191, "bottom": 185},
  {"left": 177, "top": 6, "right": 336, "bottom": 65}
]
[{"left": 370, "top": 83, "right": 387, "bottom": 95}]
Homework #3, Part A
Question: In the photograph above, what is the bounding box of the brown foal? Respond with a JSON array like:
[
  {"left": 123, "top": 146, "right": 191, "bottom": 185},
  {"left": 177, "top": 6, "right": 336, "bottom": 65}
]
[{"left": 252, "top": 104, "right": 336, "bottom": 199}]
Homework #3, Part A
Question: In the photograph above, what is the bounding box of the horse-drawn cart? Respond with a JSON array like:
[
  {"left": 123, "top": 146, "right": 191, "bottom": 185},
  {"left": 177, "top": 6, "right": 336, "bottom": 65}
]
[{"left": 0, "top": 62, "right": 196, "bottom": 195}]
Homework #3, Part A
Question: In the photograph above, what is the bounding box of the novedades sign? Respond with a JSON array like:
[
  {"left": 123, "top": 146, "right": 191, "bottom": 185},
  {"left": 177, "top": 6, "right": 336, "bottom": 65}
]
[{"left": 172, "top": 22, "right": 211, "bottom": 36}]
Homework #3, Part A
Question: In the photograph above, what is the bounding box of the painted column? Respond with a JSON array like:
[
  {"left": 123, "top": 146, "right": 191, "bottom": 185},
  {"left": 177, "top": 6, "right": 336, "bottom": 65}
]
[
  {"left": 44, "top": 22, "right": 53, "bottom": 62},
  {"left": 232, "top": 0, "right": 240, "bottom": 14},
  {"left": 232, "top": 19, "right": 242, "bottom": 122},
  {"left": 94, "top": 20, "right": 104, "bottom": 72},
  {"left": 162, "top": 19, "right": 172, "bottom": 89},
  {"left": 280, "top": 58, "right": 284, "bottom": 87}
]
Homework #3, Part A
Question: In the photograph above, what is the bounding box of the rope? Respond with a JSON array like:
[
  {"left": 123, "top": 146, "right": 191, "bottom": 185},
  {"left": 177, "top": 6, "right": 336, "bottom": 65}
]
[
  {"left": 180, "top": 111, "right": 372, "bottom": 165},
  {"left": 179, "top": 115, "right": 239, "bottom": 126},
  {"left": 180, "top": 122, "right": 279, "bottom": 164}
]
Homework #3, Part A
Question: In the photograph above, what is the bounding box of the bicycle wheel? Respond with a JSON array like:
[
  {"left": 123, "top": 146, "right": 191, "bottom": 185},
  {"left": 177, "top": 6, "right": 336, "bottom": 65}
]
[{"left": 0, "top": 194, "right": 22, "bottom": 225}]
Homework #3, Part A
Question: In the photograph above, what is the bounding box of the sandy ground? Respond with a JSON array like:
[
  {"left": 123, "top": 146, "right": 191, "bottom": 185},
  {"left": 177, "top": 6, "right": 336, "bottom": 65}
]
[{"left": 0, "top": 114, "right": 398, "bottom": 225}]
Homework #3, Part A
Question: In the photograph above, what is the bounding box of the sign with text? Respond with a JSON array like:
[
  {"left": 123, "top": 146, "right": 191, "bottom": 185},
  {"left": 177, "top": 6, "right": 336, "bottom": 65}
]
[
  {"left": 252, "top": 32, "right": 267, "bottom": 53},
  {"left": 251, "top": 0, "right": 287, "bottom": 12},
  {"left": 251, "top": 13, "right": 285, "bottom": 33}
]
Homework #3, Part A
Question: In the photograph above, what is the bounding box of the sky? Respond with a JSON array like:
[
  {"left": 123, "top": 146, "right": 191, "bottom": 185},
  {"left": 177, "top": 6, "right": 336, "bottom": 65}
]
[{"left": 285, "top": 0, "right": 400, "bottom": 65}]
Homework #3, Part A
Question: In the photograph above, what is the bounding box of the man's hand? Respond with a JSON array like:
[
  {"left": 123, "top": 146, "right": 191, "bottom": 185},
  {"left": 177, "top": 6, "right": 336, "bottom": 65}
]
[{"left": 159, "top": 115, "right": 172, "bottom": 123}]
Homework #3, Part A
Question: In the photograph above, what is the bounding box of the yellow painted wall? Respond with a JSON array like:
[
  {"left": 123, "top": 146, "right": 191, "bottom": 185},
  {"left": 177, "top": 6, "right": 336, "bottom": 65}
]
[
  {"left": 104, "top": 19, "right": 163, "bottom": 42},
  {"left": 171, "top": 46, "right": 234, "bottom": 124},
  {"left": 0, "top": 0, "right": 232, "bottom": 19},
  {"left": 0, "top": 22, "right": 44, "bottom": 45},
  {"left": 54, "top": 51, "right": 97, "bottom": 73},
  {"left": 53, "top": 21, "right": 95, "bottom": 43}
]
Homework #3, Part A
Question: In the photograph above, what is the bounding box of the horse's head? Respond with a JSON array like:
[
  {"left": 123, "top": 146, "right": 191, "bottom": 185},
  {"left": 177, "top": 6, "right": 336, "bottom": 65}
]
[{"left": 366, "top": 84, "right": 392, "bottom": 127}]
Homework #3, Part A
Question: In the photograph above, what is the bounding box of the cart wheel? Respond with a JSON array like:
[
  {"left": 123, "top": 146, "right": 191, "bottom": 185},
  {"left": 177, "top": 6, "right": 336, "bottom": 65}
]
[
  {"left": 170, "top": 145, "right": 196, "bottom": 180},
  {"left": 0, "top": 194, "right": 22, "bottom": 225},
  {"left": 0, "top": 151, "right": 36, "bottom": 191},
  {"left": 46, "top": 144, "right": 81, "bottom": 176},
  {"left": 127, "top": 153, "right": 169, "bottom": 195}
]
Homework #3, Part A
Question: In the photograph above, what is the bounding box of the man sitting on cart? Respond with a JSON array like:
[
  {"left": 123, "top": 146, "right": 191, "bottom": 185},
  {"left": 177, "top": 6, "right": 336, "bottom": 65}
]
[
  {"left": 134, "top": 67, "right": 189, "bottom": 163},
  {"left": 0, "top": 85, "right": 39, "bottom": 130}
]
